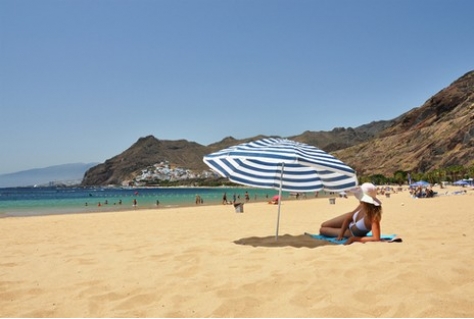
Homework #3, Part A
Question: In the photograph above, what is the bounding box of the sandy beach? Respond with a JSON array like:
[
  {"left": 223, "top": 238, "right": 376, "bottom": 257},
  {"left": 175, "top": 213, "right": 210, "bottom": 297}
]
[{"left": 1, "top": 186, "right": 473, "bottom": 317}]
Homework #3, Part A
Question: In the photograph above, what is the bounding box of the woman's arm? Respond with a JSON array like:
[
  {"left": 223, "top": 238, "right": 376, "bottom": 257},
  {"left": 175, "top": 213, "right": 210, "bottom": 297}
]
[
  {"left": 336, "top": 204, "right": 362, "bottom": 240},
  {"left": 336, "top": 215, "right": 352, "bottom": 240},
  {"left": 337, "top": 203, "right": 362, "bottom": 240},
  {"left": 344, "top": 219, "right": 381, "bottom": 245}
]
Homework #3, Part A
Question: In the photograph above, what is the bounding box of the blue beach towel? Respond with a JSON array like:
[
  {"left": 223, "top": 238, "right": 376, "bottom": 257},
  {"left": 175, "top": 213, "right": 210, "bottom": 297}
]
[{"left": 305, "top": 232, "right": 402, "bottom": 244}]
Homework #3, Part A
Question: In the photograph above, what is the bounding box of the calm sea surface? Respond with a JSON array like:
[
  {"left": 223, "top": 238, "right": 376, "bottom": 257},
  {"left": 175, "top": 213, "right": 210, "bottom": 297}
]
[{"left": 0, "top": 186, "right": 299, "bottom": 218}]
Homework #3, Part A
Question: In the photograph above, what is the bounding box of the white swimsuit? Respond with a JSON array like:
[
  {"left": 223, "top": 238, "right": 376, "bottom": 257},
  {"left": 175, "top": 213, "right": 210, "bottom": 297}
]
[{"left": 349, "top": 211, "right": 370, "bottom": 236}]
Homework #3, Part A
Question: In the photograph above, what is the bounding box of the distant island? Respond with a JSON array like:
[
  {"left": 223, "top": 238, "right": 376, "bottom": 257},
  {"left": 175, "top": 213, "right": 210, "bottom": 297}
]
[{"left": 0, "top": 163, "right": 98, "bottom": 188}]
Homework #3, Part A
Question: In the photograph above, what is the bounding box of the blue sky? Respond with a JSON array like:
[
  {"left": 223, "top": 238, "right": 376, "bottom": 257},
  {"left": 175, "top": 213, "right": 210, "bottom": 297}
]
[{"left": 1, "top": 0, "right": 473, "bottom": 174}]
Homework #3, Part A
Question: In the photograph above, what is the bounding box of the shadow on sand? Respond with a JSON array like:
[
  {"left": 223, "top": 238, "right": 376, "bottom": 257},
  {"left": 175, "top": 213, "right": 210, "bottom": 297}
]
[{"left": 234, "top": 234, "right": 334, "bottom": 249}]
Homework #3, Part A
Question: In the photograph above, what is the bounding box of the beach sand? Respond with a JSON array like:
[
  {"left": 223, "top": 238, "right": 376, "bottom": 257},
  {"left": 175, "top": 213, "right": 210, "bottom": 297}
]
[{"left": 1, "top": 186, "right": 473, "bottom": 317}]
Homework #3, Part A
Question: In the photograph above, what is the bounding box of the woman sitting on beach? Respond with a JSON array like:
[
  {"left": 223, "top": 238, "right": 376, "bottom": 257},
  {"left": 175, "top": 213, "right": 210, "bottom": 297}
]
[{"left": 319, "top": 183, "right": 382, "bottom": 245}]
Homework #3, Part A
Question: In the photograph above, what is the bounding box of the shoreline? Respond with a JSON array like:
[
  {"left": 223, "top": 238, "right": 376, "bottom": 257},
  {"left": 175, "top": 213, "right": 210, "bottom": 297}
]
[
  {"left": 2, "top": 183, "right": 472, "bottom": 219},
  {"left": 0, "top": 194, "right": 329, "bottom": 219},
  {"left": 0, "top": 185, "right": 338, "bottom": 219}
]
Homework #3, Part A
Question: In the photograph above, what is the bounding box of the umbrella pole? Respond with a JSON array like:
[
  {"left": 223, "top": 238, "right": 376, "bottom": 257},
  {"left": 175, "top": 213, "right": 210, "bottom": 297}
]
[{"left": 276, "top": 163, "right": 284, "bottom": 241}]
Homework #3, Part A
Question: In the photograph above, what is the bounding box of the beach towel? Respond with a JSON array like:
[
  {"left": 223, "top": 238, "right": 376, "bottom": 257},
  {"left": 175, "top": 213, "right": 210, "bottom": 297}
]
[{"left": 304, "top": 232, "right": 402, "bottom": 244}]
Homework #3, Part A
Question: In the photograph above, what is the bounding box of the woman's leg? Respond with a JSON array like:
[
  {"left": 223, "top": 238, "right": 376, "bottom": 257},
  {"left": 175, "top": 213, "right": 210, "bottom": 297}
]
[
  {"left": 319, "top": 212, "right": 353, "bottom": 237},
  {"left": 320, "top": 212, "right": 353, "bottom": 228}
]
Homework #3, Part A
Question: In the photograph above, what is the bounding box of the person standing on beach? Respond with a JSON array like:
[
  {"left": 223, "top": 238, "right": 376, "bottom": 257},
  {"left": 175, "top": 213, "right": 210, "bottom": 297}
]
[
  {"left": 133, "top": 198, "right": 137, "bottom": 208},
  {"left": 222, "top": 192, "right": 227, "bottom": 205}
]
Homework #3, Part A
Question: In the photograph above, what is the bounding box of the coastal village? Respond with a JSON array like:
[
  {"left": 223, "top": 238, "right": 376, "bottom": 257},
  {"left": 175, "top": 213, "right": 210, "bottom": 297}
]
[{"left": 132, "top": 161, "right": 217, "bottom": 186}]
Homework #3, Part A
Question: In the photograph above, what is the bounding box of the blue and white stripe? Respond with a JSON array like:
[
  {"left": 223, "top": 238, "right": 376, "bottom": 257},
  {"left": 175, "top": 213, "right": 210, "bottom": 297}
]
[{"left": 203, "top": 138, "right": 358, "bottom": 192}]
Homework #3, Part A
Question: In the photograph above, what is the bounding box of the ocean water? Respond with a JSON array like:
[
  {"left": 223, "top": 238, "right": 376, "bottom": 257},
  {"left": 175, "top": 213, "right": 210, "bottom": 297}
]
[{"left": 0, "top": 186, "right": 294, "bottom": 218}]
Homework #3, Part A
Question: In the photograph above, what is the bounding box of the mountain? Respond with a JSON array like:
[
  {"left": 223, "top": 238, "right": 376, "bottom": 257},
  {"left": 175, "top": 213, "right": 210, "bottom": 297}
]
[
  {"left": 80, "top": 128, "right": 397, "bottom": 187},
  {"left": 288, "top": 120, "right": 395, "bottom": 152},
  {"left": 0, "top": 163, "right": 99, "bottom": 188},
  {"left": 333, "top": 70, "right": 474, "bottom": 176},
  {"left": 81, "top": 70, "right": 474, "bottom": 186},
  {"left": 81, "top": 138, "right": 211, "bottom": 186}
]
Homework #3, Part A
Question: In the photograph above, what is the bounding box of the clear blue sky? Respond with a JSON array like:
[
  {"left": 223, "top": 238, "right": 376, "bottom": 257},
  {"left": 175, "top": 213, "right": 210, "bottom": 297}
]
[{"left": 1, "top": 0, "right": 473, "bottom": 174}]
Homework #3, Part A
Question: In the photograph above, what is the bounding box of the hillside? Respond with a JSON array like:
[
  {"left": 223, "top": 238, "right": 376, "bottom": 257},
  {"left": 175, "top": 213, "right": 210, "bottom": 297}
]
[
  {"left": 288, "top": 120, "right": 394, "bottom": 152},
  {"left": 81, "top": 137, "right": 210, "bottom": 186},
  {"left": 333, "top": 70, "right": 474, "bottom": 176},
  {"left": 81, "top": 70, "right": 474, "bottom": 186}
]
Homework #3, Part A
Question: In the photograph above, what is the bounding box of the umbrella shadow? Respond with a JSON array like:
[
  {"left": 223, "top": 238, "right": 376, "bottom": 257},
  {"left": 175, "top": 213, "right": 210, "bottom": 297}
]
[{"left": 234, "top": 234, "right": 334, "bottom": 249}]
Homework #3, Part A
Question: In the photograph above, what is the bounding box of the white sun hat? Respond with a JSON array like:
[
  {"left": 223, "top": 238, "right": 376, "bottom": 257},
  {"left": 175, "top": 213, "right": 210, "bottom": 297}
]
[{"left": 353, "top": 182, "right": 381, "bottom": 206}]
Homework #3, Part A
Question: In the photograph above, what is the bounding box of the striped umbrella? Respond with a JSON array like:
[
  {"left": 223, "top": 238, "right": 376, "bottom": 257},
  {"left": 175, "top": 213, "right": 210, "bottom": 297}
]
[{"left": 203, "top": 138, "right": 358, "bottom": 239}]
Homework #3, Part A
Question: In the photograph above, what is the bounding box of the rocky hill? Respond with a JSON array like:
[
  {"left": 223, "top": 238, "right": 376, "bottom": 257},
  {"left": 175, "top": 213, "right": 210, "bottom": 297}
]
[
  {"left": 82, "top": 70, "right": 474, "bottom": 186},
  {"left": 288, "top": 120, "right": 394, "bottom": 153},
  {"left": 81, "top": 128, "right": 388, "bottom": 186},
  {"left": 333, "top": 70, "right": 474, "bottom": 176},
  {"left": 81, "top": 138, "right": 211, "bottom": 186}
]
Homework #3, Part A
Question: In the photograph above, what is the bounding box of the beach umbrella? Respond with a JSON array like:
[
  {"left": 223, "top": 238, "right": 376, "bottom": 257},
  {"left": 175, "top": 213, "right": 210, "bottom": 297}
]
[
  {"left": 410, "top": 180, "right": 430, "bottom": 188},
  {"left": 453, "top": 179, "right": 469, "bottom": 186},
  {"left": 203, "top": 138, "right": 358, "bottom": 239}
]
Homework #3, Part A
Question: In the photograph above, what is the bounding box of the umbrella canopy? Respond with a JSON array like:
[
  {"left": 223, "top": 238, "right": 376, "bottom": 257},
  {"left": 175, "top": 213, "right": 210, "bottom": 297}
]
[
  {"left": 453, "top": 179, "right": 469, "bottom": 186},
  {"left": 203, "top": 138, "right": 358, "bottom": 239},
  {"left": 410, "top": 180, "right": 430, "bottom": 188},
  {"left": 203, "top": 138, "right": 358, "bottom": 192}
]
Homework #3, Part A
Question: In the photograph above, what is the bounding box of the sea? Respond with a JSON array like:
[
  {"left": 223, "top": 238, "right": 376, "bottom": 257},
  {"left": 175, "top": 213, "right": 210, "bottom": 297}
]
[{"left": 0, "top": 186, "right": 297, "bottom": 218}]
